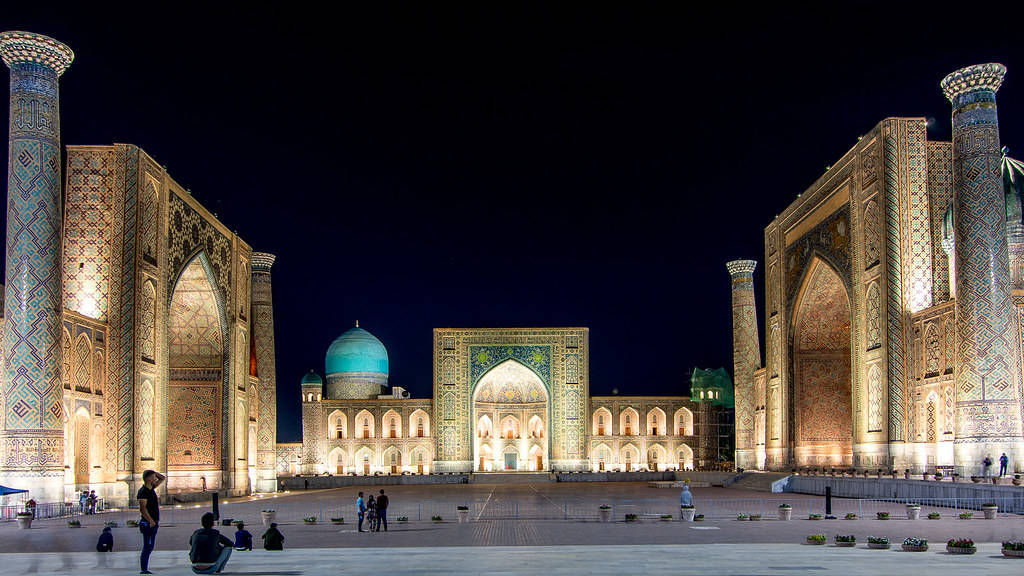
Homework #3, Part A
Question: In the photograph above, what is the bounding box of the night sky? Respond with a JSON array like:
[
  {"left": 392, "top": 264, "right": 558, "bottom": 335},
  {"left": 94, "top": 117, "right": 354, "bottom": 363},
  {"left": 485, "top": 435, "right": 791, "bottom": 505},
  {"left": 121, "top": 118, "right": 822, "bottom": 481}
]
[{"left": 3, "top": 7, "right": 1023, "bottom": 442}]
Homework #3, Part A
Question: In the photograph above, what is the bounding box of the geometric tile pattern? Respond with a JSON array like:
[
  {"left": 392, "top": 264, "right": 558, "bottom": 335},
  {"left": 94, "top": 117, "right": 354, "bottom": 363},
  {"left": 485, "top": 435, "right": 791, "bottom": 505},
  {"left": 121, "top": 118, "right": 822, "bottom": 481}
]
[
  {"left": 867, "top": 364, "right": 883, "bottom": 432},
  {"left": 251, "top": 252, "right": 278, "bottom": 487},
  {"left": 927, "top": 142, "right": 954, "bottom": 303},
  {"left": 906, "top": 120, "right": 932, "bottom": 313},
  {"left": 167, "top": 193, "right": 232, "bottom": 310},
  {"left": 924, "top": 323, "right": 941, "bottom": 376},
  {"left": 943, "top": 64, "right": 1023, "bottom": 438},
  {"left": 169, "top": 258, "right": 224, "bottom": 368},
  {"left": 166, "top": 383, "right": 221, "bottom": 467},
  {"left": 114, "top": 145, "right": 138, "bottom": 472},
  {"left": 63, "top": 149, "right": 115, "bottom": 320},
  {"left": 727, "top": 259, "right": 761, "bottom": 464},
  {"left": 883, "top": 120, "right": 908, "bottom": 441}
]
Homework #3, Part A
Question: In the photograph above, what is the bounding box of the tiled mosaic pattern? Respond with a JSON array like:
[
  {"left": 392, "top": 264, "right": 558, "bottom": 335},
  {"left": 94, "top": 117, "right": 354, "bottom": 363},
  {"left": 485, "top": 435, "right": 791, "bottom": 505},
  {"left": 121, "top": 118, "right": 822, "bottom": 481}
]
[
  {"left": 251, "top": 253, "right": 278, "bottom": 487},
  {"left": 727, "top": 260, "right": 760, "bottom": 464},
  {"left": 927, "top": 142, "right": 954, "bottom": 303},
  {"left": 63, "top": 150, "right": 116, "bottom": 321}
]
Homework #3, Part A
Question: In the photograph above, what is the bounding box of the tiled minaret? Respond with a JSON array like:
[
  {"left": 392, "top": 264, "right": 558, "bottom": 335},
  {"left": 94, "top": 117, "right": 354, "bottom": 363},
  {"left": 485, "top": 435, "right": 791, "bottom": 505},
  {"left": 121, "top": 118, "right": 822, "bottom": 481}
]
[
  {"left": 0, "top": 32, "right": 73, "bottom": 501},
  {"left": 727, "top": 260, "right": 761, "bottom": 471},
  {"left": 250, "top": 252, "right": 279, "bottom": 492},
  {"left": 941, "top": 63, "right": 1024, "bottom": 471}
]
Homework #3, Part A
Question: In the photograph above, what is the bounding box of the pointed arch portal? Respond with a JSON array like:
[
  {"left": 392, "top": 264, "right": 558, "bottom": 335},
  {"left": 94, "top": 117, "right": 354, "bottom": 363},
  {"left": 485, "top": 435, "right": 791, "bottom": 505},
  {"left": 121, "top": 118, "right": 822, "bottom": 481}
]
[{"left": 472, "top": 359, "right": 549, "bottom": 471}]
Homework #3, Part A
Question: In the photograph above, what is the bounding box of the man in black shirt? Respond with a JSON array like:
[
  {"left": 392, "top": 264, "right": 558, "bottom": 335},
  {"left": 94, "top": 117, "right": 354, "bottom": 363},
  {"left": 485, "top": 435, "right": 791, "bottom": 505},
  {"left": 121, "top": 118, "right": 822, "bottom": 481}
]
[
  {"left": 189, "top": 512, "right": 233, "bottom": 574},
  {"left": 377, "top": 489, "right": 389, "bottom": 531},
  {"left": 137, "top": 469, "right": 165, "bottom": 575}
]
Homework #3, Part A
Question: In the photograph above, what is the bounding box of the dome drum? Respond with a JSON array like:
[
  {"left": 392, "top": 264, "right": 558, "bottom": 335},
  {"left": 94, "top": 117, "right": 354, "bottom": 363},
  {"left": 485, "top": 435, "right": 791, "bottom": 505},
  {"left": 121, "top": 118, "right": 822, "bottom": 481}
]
[{"left": 325, "top": 372, "right": 387, "bottom": 400}]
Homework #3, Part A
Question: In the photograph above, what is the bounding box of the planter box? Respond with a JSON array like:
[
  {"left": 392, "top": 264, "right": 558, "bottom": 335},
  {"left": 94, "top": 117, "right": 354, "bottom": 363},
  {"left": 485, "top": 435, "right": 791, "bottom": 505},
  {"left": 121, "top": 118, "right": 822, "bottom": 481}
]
[
  {"left": 946, "top": 546, "right": 976, "bottom": 555},
  {"left": 680, "top": 508, "right": 695, "bottom": 523},
  {"left": 834, "top": 541, "right": 856, "bottom": 548},
  {"left": 906, "top": 507, "right": 921, "bottom": 520},
  {"left": 806, "top": 539, "right": 826, "bottom": 545},
  {"left": 16, "top": 517, "right": 32, "bottom": 530},
  {"left": 983, "top": 506, "right": 998, "bottom": 520},
  {"left": 260, "top": 512, "right": 276, "bottom": 527},
  {"left": 868, "top": 542, "right": 890, "bottom": 549},
  {"left": 457, "top": 510, "right": 470, "bottom": 523},
  {"left": 599, "top": 508, "right": 612, "bottom": 523},
  {"left": 778, "top": 508, "right": 792, "bottom": 521},
  {"left": 1002, "top": 549, "right": 1024, "bottom": 558},
  {"left": 902, "top": 544, "right": 929, "bottom": 552}
]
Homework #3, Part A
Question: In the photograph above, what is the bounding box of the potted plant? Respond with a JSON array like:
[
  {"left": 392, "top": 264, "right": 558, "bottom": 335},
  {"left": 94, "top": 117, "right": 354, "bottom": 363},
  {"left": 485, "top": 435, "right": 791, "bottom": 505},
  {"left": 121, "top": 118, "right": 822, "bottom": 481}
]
[
  {"left": 331, "top": 517, "right": 344, "bottom": 525},
  {"left": 693, "top": 514, "right": 705, "bottom": 521},
  {"left": 431, "top": 515, "right": 443, "bottom": 523},
  {"left": 397, "top": 516, "right": 408, "bottom": 523},
  {"left": 991, "top": 476, "right": 1000, "bottom": 485},
  {"left": 876, "top": 512, "right": 890, "bottom": 520},
  {"left": 1002, "top": 540, "right": 1024, "bottom": 558},
  {"left": 67, "top": 519, "right": 81, "bottom": 528},
  {"left": 902, "top": 537, "right": 928, "bottom": 552},
  {"left": 749, "top": 514, "right": 761, "bottom": 521},
  {"left": 958, "top": 512, "right": 973, "bottom": 520},
  {"left": 970, "top": 475, "right": 983, "bottom": 483},
  {"left": 922, "top": 471, "right": 933, "bottom": 481},
  {"left": 778, "top": 503, "right": 792, "bottom": 521},
  {"left": 952, "top": 473, "right": 960, "bottom": 483},
  {"left": 599, "top": 504, "right": 612, "bottom": 523},
  {"left": 927, "top": 512, "right": 941, "bottom": 520},
  {"left": 904, "top": 469, "right": 911, "bottom": 480},
  {"left": 834, "top": 535, "right": 856, "bottom": 548},
  {"left": 126, "top": 519, "right": 139, "bottom": 527},
  {"left": 806, "top": 534, "right": 826, "bottom": 545},
  {"left": 104, "top": 521, "right": 118, "bottom": 528},
  {"left": 905, "top": 503, "right": 921, "bottom": 520},
  {"left": 680, "top": 505, "right": 695, "bottom": 523},
  {"left": 660, "top": 514, "right": 673, "bottom": 522},
  {"left": 303, "top": 516, "right": 317, "bottom": 524},
  {"left": 934, "top": 471, "right": 943, "bottom": 481},
  {"left": 867, "top": 536, "right": 890, "bottom": 550},
  {"left": 457, "top": 505, "right": 470, "bottom": 523},
  {"left": 261, "top": 509, "right": 276, "bottom": 526},
  {"left": 15, "top": 511, "right": 32, "bottom": 530},
  {"left": 808, "top": 513, "right": 823, "bottom": 520},
  {"left": 625, "top": 513, "right": 639, "bottom": 523},
  {"left": 736, "top": 513, "right": 750, "bottom": 521},
  {"left": 844, "top": 513, "right": 857, "bottom": 520},
  {"left": 946, "top": 538, "right": 976, "bottom": 555},
  {"left": 982, "top": 503, "right": 998, "bottom": 519}
]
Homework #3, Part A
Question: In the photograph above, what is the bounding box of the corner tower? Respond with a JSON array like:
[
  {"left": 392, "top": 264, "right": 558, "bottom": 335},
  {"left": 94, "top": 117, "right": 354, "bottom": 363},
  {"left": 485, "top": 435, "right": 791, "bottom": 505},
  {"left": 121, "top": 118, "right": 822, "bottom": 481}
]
[
  {"left": 727, "top": 260, "right": 761, "bottom": 471},
  {"left": 250, "top": 252, "right": 278, "bottom": 492},
  {"left": 0, "top": 32, "right": 74, "bottom": 501},
  {"left": 941, "top": 63, "right": 1024, "bottom": 470}
]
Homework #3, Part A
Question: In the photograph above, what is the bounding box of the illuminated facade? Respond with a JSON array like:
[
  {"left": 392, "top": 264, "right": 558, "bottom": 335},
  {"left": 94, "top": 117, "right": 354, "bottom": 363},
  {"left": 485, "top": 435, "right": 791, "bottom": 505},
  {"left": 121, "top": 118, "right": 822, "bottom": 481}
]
[
  {"left": 734, "top": 63, "right": 1024, "bottom": 474},
  {"left": 284, "top": 327, "right": 724, "bottom": 475},
  {"left": 0, "top": 31, "right": 276, "bottom": 503}
]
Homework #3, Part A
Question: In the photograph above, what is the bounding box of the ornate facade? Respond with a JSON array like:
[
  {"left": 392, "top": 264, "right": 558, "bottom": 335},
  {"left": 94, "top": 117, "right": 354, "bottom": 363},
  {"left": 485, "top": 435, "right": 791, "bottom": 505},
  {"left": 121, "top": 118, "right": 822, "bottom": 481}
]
[
  {"left": 0, "top": 32, "right": 277, "bottom": 503},
  {"left": 285, "top": 326, "right": 723, "bottom": 475},
  {"left": 733, "top": 64, "right": 1024, "bottom": 475}
]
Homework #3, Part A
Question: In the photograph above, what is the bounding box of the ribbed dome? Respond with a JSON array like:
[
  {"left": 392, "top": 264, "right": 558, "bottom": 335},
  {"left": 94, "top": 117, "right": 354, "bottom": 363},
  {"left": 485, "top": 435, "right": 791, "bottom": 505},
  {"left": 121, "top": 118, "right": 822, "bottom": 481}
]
[
  {"left": 325, "top": 326, "right": 389, "bottom": 376},
  {"left": 301, "top": 370, "right": 322, "bottom": 385}
]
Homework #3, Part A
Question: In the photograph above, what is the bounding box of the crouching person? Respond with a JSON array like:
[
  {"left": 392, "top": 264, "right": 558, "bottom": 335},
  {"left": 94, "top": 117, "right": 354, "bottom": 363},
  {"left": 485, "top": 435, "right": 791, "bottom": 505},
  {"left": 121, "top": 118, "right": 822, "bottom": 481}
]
[{"left": 189, "top": 512, "right": 233, "bottom": 574}]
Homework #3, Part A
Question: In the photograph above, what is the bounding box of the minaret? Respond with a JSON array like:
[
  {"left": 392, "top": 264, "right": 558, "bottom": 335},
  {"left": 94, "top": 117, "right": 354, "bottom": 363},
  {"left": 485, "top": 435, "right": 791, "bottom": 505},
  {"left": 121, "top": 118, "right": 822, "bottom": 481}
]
[
  {"left": 0, "top": 32, "right": 73, "bottom": 501},
  {"left": 941, "top": 63, "right": 1024, "bottom": 471},
  {"left": 726, "top": 259, "right": 761, "bottom": 471},
  {"left": 250, "top": 252, "right": 278, "bottom": 492}
]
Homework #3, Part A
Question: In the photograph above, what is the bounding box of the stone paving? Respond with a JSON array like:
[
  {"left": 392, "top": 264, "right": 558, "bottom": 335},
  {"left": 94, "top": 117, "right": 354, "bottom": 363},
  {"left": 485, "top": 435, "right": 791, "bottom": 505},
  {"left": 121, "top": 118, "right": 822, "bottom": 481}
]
[{"left": 2, "top": 544, "right": 1021, "bottom": 575}]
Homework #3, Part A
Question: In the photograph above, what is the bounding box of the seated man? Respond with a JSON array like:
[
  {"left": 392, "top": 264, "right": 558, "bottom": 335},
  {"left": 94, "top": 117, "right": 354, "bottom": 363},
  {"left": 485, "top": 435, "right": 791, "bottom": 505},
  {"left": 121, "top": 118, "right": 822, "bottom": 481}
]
[
  {"left": 189, "top": 512, "right": 233, "bottom": 574},
  {"left": 234, "top": 521, "right": 253, "bottom": 551}
]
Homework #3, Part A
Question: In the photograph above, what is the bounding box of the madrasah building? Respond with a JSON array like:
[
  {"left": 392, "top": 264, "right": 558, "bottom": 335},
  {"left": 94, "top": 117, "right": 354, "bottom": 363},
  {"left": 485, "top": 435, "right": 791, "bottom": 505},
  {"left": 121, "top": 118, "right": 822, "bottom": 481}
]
[
  {"left": 277, "top": 326, "right": 730, "bottom": 476},
  {"left": 730, "top": 63, "right": 1024, "bottom": 475}
]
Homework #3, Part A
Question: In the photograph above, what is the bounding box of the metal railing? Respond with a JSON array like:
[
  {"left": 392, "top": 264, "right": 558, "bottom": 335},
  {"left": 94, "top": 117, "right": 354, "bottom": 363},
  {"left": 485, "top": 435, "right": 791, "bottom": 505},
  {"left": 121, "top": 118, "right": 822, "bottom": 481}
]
[
  {"left": 696, "top": 496, "right": 1023, "bottom": 520},
  {"left": 1, "top": 499, "right": 105, "bottom": 521}
]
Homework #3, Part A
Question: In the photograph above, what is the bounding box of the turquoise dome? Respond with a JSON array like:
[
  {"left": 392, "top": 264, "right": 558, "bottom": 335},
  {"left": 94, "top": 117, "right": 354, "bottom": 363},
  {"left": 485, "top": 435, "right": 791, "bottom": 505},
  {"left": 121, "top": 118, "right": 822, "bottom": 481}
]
[
  {"left": 325, "top": 326, "right": 389, "bottom": 376},
  {"left": 301, "top": 370, "right": 322, "bottom": 385}
]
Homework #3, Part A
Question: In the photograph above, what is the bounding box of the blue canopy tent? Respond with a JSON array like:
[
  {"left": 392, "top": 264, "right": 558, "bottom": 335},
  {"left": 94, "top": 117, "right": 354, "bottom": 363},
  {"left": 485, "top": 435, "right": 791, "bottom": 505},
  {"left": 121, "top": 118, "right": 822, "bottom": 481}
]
[
  {"left": 0, "top": 484, "right": 29, "bottom": 520},
  {"left": 0, "top": 485, "right": 28, "bottom": 496}
]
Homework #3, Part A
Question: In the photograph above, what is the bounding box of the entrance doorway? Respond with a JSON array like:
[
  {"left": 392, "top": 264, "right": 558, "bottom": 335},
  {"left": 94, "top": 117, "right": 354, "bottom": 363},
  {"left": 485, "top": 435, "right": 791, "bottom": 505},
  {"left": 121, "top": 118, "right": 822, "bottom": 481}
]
[
  {"left": 536, "top": 454, "right": 543, "bottom": 470},
  {"left": 504, "top": 453, "right": 518, "bottom": 470}
]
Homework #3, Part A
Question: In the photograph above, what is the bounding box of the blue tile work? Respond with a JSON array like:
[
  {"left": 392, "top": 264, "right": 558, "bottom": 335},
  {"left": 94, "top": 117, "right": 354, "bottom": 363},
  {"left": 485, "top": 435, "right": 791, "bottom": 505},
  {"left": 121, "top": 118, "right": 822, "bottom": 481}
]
[
  {"left": 1, "top": 32, "right": 74, "bottom": 478},
  {"left": 115, "top": 145, "right": 138, "bottom": 472},
  {"left": 883, "top": 120, "right": 908, "bottom": 442},
  {"left": 942, "top": 64, "right": 1023, "bottom": 440},
  {"left": 468, "top": 345, "right": 551, "bottom": 388}
]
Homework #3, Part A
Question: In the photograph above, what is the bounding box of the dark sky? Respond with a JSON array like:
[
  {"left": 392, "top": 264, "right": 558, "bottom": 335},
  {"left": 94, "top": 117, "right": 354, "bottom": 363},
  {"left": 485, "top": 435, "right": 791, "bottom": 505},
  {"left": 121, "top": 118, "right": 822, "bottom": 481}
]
[{"left": 3, "top": 7, "right": 1023, "bottom": 442}]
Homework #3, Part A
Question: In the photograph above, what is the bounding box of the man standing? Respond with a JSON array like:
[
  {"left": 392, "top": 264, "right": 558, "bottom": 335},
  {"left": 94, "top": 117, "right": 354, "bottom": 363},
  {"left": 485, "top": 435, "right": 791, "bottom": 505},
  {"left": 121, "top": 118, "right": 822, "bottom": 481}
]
[
  {"left": 356, "top": 491, "right": 366, "bottom": 532},
  {"left": 189, "top": 512, "right": 233, "bottom": 575},
  {"left": 983, "top": 456, "right": 993, "bottom": 478},
  {"left": 377, "top": 489, "right": 389, "bottom": 532},
  {"left": 999, "top": 453, "right": 1009, "bottom": 477},
  {"left": 137, "top": 469, "right": 165, "bottom": 575}
]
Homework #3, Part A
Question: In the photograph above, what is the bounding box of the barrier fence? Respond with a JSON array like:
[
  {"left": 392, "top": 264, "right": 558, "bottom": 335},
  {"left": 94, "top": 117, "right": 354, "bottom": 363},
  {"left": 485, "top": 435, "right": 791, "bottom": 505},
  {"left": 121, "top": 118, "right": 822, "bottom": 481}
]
[
  {"left": 5, "top": 495, "right": 1021, "bottom": 526},
  {"left": 1, "top": 499, "right": 105, "bottom": 521}
]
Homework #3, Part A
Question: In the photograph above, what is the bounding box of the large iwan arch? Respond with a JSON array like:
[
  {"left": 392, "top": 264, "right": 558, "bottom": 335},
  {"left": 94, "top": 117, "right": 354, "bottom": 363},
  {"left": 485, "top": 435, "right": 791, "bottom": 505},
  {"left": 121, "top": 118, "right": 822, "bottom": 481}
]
[{"left": 472, "top": 359, "right": 549, "bottom": 471}]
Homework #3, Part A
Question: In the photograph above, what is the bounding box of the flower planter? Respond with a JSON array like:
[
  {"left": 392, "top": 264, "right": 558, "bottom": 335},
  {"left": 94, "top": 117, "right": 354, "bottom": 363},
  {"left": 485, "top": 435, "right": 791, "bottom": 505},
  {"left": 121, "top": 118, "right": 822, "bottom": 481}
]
[
  {"left": 971, "top": 477, "right": 983, "bottom": 483},
  {"left": 599, "top": 508, "right": 612, "bottom": 523},
  {"left": 778, "top": 508, "right": 792, "bottom": 521},
  {"left": 906, "top": 506, "right": 921, "bottom": 520},
  {"left": 946, "top": 546, "right": 976, "bottom": 555},
  {"left": 983, "top": 505, "right": 998, "bottom": 519},
  {"left": 660, "top": 516, "right": 673, "bottom": 522},
  {"left": 835, "top": 541, "right": 856, "bottom": 548},
  {"left": 868, "top": 542, "right": 890, "bottom": 550},
  {"left": 902, "top": 544, "right": 929, "bottom": 552},
  {"left": 16, "top": 516, "right": 32, "bottom": 530},
  {"left": 260, "top": 511, "right": 276, "bottom": 527},
  {"left": 806, "top": 538, "right": 826, "bottom": 545},
  {"left": 1002, "top": 549, "right": 1024, "bottom": 558},
  {"left": 457, "top": 509, "right": 469, "bottom": 523},
  {"left": 680, "top": 508, "right": 695, "bottom": 523},
  {"left": 1013, "top": 478, "right": 1021, "bottom": 486}
]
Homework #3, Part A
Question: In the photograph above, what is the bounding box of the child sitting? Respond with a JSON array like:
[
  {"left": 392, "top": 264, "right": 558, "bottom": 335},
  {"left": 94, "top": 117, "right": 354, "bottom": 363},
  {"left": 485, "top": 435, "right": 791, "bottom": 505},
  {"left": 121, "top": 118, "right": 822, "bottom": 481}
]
[
  {"left": 234, "top": 521, "right": 253, "bottom": 551},
  {"left": 96, "top": 526, "right": 113, "bottom": 552}
]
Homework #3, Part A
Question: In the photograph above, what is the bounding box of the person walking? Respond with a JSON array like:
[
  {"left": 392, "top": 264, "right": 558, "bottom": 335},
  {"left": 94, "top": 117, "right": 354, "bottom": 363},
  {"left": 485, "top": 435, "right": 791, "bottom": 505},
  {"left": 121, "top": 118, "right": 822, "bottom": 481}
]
[
  {"left": 999, "top": 453, "right": 1009, "bottom": 477},
  {"left": 356, "top": 491, "right": 366, "bottom": 532},
  {"left": 376, "top": 489, "right": 389, "bottom": 532},
  {"left": 137, "top": 469, "right": 165, "bottom": 575},
  {"left": 188, "top": 512, "right": 233, "bottom": 575}
]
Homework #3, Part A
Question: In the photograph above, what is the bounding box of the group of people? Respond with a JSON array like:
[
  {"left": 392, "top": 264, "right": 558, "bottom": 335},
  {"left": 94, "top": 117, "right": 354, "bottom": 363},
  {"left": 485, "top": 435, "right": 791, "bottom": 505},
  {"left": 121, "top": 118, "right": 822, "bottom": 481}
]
[
  {"left": 982, "top": 453, "right": 1012, "bottom": 477},
  {"left": 78, "top": 489, "right": 99, "bottom": 514},
  {"left": 356, "top": 489, "right": 390, "bottom": 532}
]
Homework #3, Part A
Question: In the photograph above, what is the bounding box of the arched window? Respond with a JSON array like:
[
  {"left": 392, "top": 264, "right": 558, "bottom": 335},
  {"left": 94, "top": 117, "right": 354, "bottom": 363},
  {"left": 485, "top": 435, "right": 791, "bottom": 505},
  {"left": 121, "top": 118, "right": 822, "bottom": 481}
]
[
  {"left": 390, "top": 418, "right": 397, "bottom": 438},
  {"left": 363, "top": 418, "right": 371, "bottom": 438},
  {"left": 336, "top": 418, "right": 344, "bottom": 439},
  {"left": 417, "top": 417, "right": 424, "bottom": 438}
]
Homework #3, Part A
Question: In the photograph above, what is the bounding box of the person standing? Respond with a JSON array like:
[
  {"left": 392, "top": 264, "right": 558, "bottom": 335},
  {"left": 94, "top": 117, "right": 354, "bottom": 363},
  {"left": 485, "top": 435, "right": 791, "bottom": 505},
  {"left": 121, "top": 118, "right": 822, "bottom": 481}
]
[
  {"left": 983, "top": 456, "right": 993, "bottom": 478},
  {"left": 356, "top": 491, "right": 366, "bottom": 532},
  {"left": 137, "top": 469, "right": 165, "bottom": 575},
  {"left": 999, "top": 453, "right": 1009, "bottom": 477},
  {"left": 377, "top": 489, "right": 389, "bottom": 532},
  {"left": 79, "top": 490, "right": 88, "bottom": 515},
  {"left": 88, "top": 490, "right": 98, "bottom": 514}
]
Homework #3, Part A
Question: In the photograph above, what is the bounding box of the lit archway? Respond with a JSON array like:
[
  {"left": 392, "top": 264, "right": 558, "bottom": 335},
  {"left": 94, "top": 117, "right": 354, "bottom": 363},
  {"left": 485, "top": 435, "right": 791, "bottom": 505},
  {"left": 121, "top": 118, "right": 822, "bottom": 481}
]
[
  {"left": 383, "top": 409, "right": 402, "bottom": 439},
  {"left": 328, "top": 447, "right": 346, "bottom": 474},
  {"left": 356, "top": 410, "right": 375, "bottom": 439},
  {"left": 792, "top": 258, "right": 852, "bottom": 467},
  {"left": 328, "top": 410, "right": 347, "bottom": 440},
  {"left": 674, "top": 407, "right": 693, "bottom": 436},
  {"left": 73, "top": 407, "right": 90, "bottom": 487},
  {"left": 592, "top": 407, "right": 612, "bottom": 436},
  {"left": 472, "top": 359, "right": 549, "bottom": 472},
  {"left": 409, "top": 409, "right": 430, "bottom": 438},
  {"left": 677, "top": 444, "right": 694, "bottom": 470},
  {"left": 593, "top": 443, "right": 612, "bottom": 472},
  {"left": 647, "top": 408, "right": 666, "bottom": 436},
  {"left": 620, "top": 443, "right": 638, "bottom": 472},
  {"left": 647, "top": 443, "right": 666, "bottom": 471},
  {"left": 620, "top": 407, "right": 639, "bottom": 436}
]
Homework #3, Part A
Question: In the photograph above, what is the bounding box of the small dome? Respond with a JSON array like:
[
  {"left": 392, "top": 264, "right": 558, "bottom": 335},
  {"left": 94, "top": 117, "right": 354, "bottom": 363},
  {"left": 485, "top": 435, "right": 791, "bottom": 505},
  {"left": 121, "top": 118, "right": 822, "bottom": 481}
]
[
  {"left": 301, "top": 370, "right": 322, "bottom": 385},
  {"left": 326, "top": 325, "right": 389, "bottom": 376}
]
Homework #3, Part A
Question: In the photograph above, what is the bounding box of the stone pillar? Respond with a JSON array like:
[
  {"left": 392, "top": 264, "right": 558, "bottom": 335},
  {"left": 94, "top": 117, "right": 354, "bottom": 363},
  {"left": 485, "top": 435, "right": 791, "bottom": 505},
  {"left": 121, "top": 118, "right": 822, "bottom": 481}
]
[
  {"left": 941, "top": 63, "right": 1024, "bottom": 473},
  {"left": 0, "top": 32, "right": 73, "bottom": 502},
  {"left": 727, "top": 260, "right": 762, "bottom": 471},
  {"left": 250, "top": 252, "right": 278, "bottom": 492}
]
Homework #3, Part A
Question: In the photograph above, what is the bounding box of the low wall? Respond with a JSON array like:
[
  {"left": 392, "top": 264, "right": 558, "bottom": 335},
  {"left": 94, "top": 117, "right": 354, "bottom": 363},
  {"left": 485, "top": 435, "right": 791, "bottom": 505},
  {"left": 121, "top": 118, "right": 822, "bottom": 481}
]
[
  {"left": 278, "top": 474, "right": 469, "bottom": 490},
  {"left": 556, "top": 471, "right": 736, "bottom": 485},
  {"left": 786, "top": 476, "right": 1024, "bottom": 514}
]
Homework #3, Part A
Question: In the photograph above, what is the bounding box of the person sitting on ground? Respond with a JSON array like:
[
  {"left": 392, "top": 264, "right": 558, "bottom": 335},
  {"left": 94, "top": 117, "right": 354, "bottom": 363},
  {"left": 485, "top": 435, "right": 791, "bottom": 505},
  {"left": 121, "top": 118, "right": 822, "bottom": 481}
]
[
  {"left": 189, "top": 512, "right": 233, "bottom": 575},
  {"left": 234, "top": 521, "right": 253, "bottom": 551},
  {"left": 96, "top": 526, "right": 114, "bottom": 552},
  {"left": 262, "top": 522, "right": 284, "bottom": 550}
]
